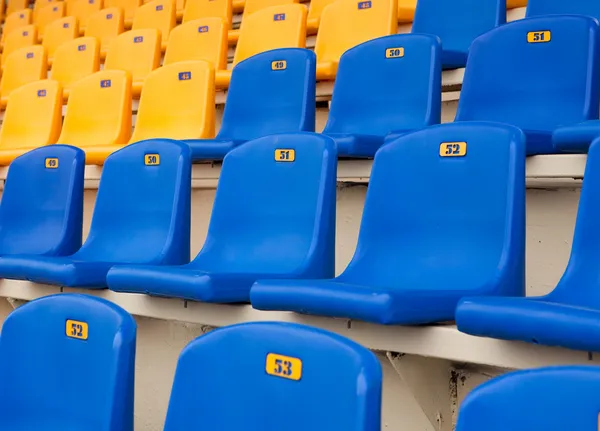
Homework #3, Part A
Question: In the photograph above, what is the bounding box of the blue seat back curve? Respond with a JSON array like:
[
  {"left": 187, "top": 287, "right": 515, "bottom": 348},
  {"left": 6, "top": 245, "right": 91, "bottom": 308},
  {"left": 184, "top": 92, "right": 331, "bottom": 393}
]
[
  {"left": 338, "top": 122, "right": 525, "bottom": 295},
  {"left": 0, "top": 145, "right": 84, "bottom": 256},
  {"left": 0, "top": 293, "right": 136, "bottom": 431},
  {"left": 192, "top": 133, "right": 336, "bottom": 277},
  {"left": 216, "top": 48, "right": 316, "bottom": 142},
  {"left": 455, "top": 15, "right": 600, "bottom": 133},
  {"left": 527, "top": 0, "right": 600, "bottom": 20},
  {"left": 164, "top": 322, "right": 382, "bottom": 431},
  {"left": 411, "top": 0, "right": 506, "bottom": 60},
  {"left": 323, "top": 34, "right": 441, "bottom": 137},
  {"left": 74, "top": 139, "right": 191, "bottom": 264},
  {"left": 456, "top": 366, "right": 600, "bottom": 430}
]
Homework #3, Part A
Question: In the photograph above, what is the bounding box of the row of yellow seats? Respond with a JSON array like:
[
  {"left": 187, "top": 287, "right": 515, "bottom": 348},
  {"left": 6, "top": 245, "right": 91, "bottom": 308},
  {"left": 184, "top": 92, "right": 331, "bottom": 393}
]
[{"left": 0, "top": 61, "right": 215, "bottom": 165}]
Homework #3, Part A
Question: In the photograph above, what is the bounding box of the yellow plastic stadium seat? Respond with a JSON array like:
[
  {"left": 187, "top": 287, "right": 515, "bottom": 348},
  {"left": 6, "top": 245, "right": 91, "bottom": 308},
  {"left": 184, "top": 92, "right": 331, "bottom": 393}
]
[
  {"left": 36, "top": 2, "right": 66, "bottom": 40},
  {"left": 307, "top": 0, "right": 334, "bottom": 34},
  {"left": 0, "top": 80, "right": 63, "bottom": 165},
  {"left": 33, "top": 0, "right": 54, "bottom": 21},
  {"left": 43, "top": 16, "right": 79, "bottom": 62},
  {"left": 104, "top": 29, "right": 160, "bottom": 96},
  {"left": 397, "top": 0, "right": 415, "bottom": 22},
  {"left": 105, "top": 0, "right": 143, "bottom": 27},
  {"left": 232, "top": 0, "right": 244, "bottom": 12},
  {"left": 176, "top": 0, "right": 185, "bottom": 19},
  {"left": 216, "top": 3, "right": 306, "bottom": 87},
  {"left": 57, "top": 70, "right": 132, "bottom": 164},
  {"left": 51, "top": 37, "right": 100, "bottom": 99},
  {"left": 2, "top": 9, "right": 33, "bottom": 47},
  {"left": 132, "top": 0, "right": 176, "bottom": 50},
  {"left": 183, "top": 0, "right": 232, "bottom": 29},
  {"left": 85, "top": 7, "right": 125, "bottom": 58},
  {"left": 228, "top": 0, "right": 298, "bottom": 43},
  {"left": 2, "top": 25, "right": 37, "bottom": 68},
  {"left": 130, "top": 61, "right": 215, "bottom": 143},
  {"left": 69, "top": 0, "right": 103, "bottom": 32},
  {"left": 315, "top": 0, "right": 398, "bottom": 80},
  {"left": 0, "top": 45, "right": 47, "bottom": 108},
  {"left": 507, "top": 0, "right": 526, "bottom": 8},
  {"left": 164, "top": 18, "right": 227, "bottom": 70},
  {"left": 7, "top": 0, "right": 30, "bottom": 16}
]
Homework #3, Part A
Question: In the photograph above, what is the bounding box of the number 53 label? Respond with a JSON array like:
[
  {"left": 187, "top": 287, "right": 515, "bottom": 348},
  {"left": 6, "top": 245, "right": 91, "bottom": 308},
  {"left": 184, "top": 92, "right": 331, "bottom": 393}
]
[{"left": 266, "top": 353, "right": 302, "bottom": 381}]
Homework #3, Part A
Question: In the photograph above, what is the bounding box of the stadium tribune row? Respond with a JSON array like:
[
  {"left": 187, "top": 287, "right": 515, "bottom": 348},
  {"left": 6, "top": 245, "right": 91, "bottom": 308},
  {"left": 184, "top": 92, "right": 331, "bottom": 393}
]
[
  {"left": 0, "top": 13, "right": 599, "bottom": 165},
  {"left": 2, "top": 293, "right": 596, "bottom": 429}
]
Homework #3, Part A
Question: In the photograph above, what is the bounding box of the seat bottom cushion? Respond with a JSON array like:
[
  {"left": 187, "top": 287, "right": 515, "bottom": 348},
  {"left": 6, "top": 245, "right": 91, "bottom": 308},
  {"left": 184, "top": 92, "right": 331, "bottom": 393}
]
[
  {"left": 553, "top": 120, "right": 600, "bottom": 153},
  {"left": 182, "top": 139, "right": 243, "bottom": 161}
]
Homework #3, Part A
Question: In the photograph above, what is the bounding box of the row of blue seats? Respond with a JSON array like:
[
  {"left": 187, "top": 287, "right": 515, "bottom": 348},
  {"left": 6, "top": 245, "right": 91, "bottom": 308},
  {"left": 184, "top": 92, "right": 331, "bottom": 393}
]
[
  {"left": 204, "top": 15, "right": 600, "bottom": 160},
  {"left": 417, "top": 0, "right": 600, "bottom": 70},
  {"left": 2, "top": 293, "right": 599, "bottom": 430},
  {"left": 1, "top": 118, "right": 600, "bottom": 355}
]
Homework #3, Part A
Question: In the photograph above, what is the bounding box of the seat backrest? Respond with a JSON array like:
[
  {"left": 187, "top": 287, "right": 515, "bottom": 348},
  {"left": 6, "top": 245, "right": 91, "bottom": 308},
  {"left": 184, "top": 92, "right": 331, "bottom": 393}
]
[
  {"left": 58, "top": 70, "right": 132, "bottom": 148},
  {"left": 182, "top": 0, "right": 232, "bottom": 28},
  {"left": 455, "top": 16, "right": 600, "bottom": 132},
  {"left": 340, "top": 122, "right": 525, "bottom": 295},
  {"left": 324, "top": 34, "right": 441, "bottom": 137},
  {"left": 74, "top": 139, "right": 191, "bottom": 264},
  {"left": 0, "top": 294, "right": 136, "bottom": 429},
  {"left": 85, "top": 7, "right": 124, "bottom": 52},
  {"left": 2, "top": 9, "right": 32, "bottom": 45},
  {"left": 0, "top": 144, "right": 84, "bottom": 255},
  {"left": 241, "top": 0, "right": 298, "bottom": 20},
  {"left": 36, "top": 2, "right": 65, "bottom": 38},
  {"left": 43, "top": 16, "right": 79, "bottom": 58},
  {"left": 164, "top": 322, "right": 381, "bottom": 431},
  {"left": 2, "top": 25, "right": 37, "bottom": 66},
  {"left": 233, "top": 4, "right": 307, "bottom": 66},
  {"left": 217, "top": 48, "right": 316, "bottom": 141},
  {"left": 1, "top": 45, "right": 47, "bottom": 100},
  {"left": 527, "top": 0, "right": 600, "bottom": 19},
  {"left": 131, "top": 61, "right": 215, "bottom": 143},
  {"left": 51, "top": 37, "right": 100, "bottom": 90},
  {"left": 192, "top": 133, "right": 336, "bottom": 277},
  {"left": 104, "top": 0, "right": 143, "bottom": 22},
  {"left": 69, "top": 0, "right": 103, "bottom": 29},
  {"left": 315, "top": 0, "right": 398, "bottom": 65},
  {"left": 411, "top": 0, "right": 505, "bottom": 56},
  {"left": 132, "top": 0, "right": 176, "bottom": 45},
  {"left": 0, "top": 80, "right": 62, "bottom": 151},
  {"left": 33, "top": 0, "right": 54, "bottom": 21},
  {"left": 163, "top": 18, "right": 227, "bottom": 69},
  {"left": 104, "top": 28, "right": 161, "bottom": 84},
  {"left": 456, "top": 367, "right": 600, "bottom": 431},
  {"left": 7, "top": 0, "right": 29, "bottom": 15}
]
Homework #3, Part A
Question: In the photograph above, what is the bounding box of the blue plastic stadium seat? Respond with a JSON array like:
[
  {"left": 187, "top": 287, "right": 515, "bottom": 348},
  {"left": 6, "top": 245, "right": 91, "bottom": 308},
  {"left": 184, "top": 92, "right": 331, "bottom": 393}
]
[
  {"left": 456, "top": 138, "right": 600, "bottom": 352},
  {"left": 455, "top": 15, "right": 600, "bottom": 155},
  {"left": 527, "top": 0, "right": 600, "bottom": 19},
  {"left": 0, "top": 145, "right": 84, "bottom": 256},
  {"left": 456, "top": 366, "right": 600, "bottom": 430},
  {"left": 323, "top": 34, "right": 441, "bottom": 158},
  {"left": 0, "top": 139, "right": 191, "bottom": 288},
  {"left": 184, "top": 49, "right": 316, "bottom": 161},
  {"left": 411, "top": 0, "right": 505, "bottom": 70},
  {"left": 0, "top": 293, "right": 136, "bottom": 430},
  {"left": 163, "top": 322, "right": 382, "bottom": 431},
  {"left": 251, "top": 122, "right": 526, "bottom": 325},
  {"left": 107, "top": 133, "right": 336, "bottom": 302}
]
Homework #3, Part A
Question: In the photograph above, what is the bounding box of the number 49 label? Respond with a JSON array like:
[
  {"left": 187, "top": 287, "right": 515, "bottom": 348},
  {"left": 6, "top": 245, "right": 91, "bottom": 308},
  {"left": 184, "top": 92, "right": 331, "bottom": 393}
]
[
  {"left": 266, "top": 353, "right": 302, "bottom": 380},
  {"left": 66, "top": 320, "right": 88, "bottom": 340}
]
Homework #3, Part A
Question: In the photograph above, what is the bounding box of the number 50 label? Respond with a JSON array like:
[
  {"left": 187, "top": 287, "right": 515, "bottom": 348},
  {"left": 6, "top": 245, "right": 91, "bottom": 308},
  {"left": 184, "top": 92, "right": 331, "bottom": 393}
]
[{"left": 266, "top": 353, "right": 302, "bottom": 381}]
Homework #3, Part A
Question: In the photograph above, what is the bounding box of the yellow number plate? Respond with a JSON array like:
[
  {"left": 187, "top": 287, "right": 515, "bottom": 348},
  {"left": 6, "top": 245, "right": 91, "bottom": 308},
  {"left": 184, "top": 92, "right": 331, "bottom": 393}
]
[
  {"left": 45, "top": 158, "right": 58, "bottom": 169},
  {"left": 266, "top": 353, "right": 302, "bottom": 380},
  {"left": 527, "top": 30, "right": 551, "bottom": 43},
  {"left": 386, "top": 47, "right": 404, "bottom": 58},
  {"left": 440, "top": 142, "right": 467, "bottom": 157},
  {"left": 145, "top": 154, "right": 160, "bottom": 165},
  {"left": 274, "top": 149, "right": 295, "bottom": 162},
  {"left": 271, "top": 60, "right": 287, "bottom": 71},
  {"left": 66, "top": 320, "right": 88, "bottom": 340}
]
